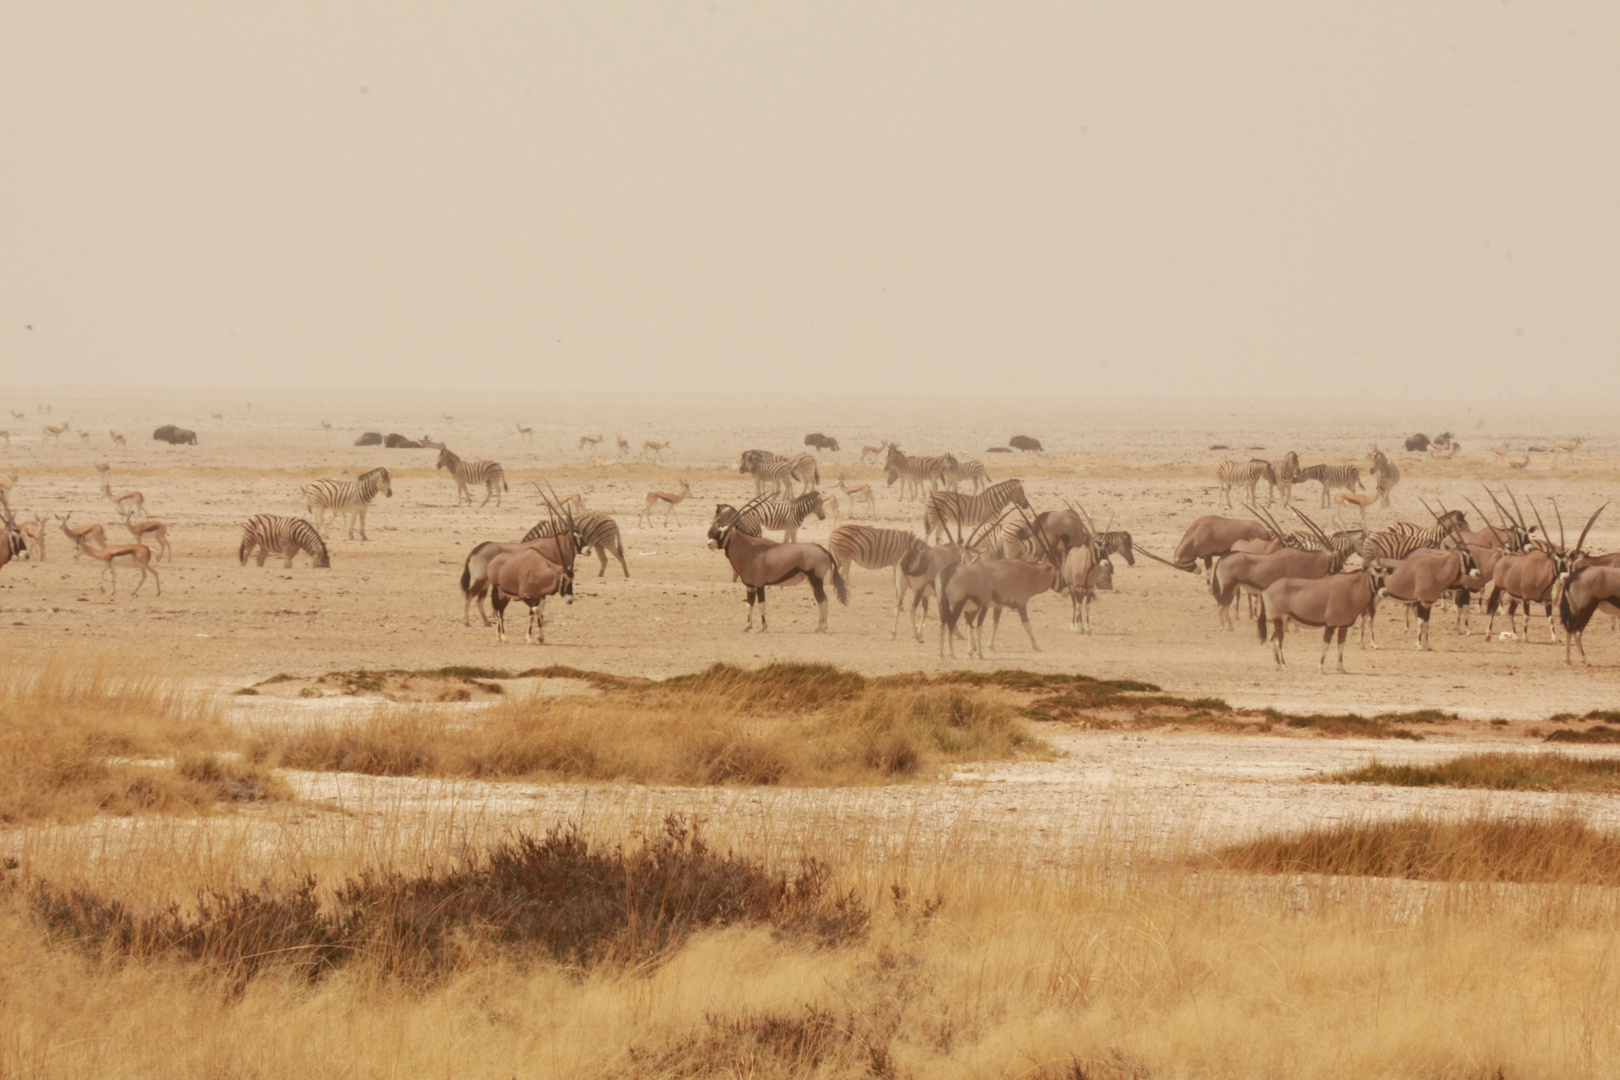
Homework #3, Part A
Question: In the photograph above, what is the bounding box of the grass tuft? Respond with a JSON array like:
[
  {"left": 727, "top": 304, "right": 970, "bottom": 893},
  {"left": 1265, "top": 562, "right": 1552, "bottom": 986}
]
[
  {"left": 1324, "top": 752, "right": 1620, "bottom": 792},
  {"left": 1546, "top": 725, "right": 1620, "bottom": 745}
]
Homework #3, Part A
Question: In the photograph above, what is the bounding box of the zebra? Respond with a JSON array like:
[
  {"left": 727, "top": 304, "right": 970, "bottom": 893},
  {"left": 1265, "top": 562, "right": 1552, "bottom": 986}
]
[
  {"left": 435, "top": 447, "right": 507, "bottom": 507},
  {"left": 1215, "top": 459, "right": 1276, "bottom": 508},
  {"left": 303, "top": 466, "right": 392, "bottom": 540},
  {"left": 1294, "top": 463, "right": 1362, "bottom": 508},
  {"left": 1367, "top": 449, "right": 1401, "bottom": 508},
  {"left": 943, "top": 455, "right": 991, "bottom": 494},
  {"left": 883, "top": 444, "right": 949, "bottom": 500},
  {"left": 522, "top": 511, "right": 628, "bottom": 578},
  {"left": 239, "top": 514, "right": 330, "bottom": 568},
  {"left": 1361, "top": 511, "right": 1468, "bottom": 565},
  {"left": 826, "top": 524, "right": 927, "bottom": 579},
  {"left": 728, "top": 491, "right": 827, "bottom": 543},
  {"left": 746, "top": 458, "right": 797, "bottom": 498},
  {"left": 921, "top": 479, "right": 1029, "bottom": 543},
  {"left": 1276, "top": 451, "right": 1300, "bottom": 503}
]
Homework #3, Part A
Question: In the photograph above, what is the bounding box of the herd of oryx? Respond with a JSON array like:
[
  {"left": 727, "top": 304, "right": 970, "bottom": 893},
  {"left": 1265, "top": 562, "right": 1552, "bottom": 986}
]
[{"left": 3, "top": 427, "right": 1617, "bottom": 670}]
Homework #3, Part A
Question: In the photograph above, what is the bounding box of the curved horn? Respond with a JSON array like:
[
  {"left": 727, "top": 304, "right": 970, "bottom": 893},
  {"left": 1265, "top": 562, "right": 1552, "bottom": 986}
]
[
  {"left": 1552, "top": 497, "right": 1565, "bottom": 551},
  {"left": 1505, "top": 487, "right": 1531, "bottom": 533},
  {"left": 1573, "top": 503, "right": 1608, "bottom": 557},
  {"left": 1527, "top": 496, "right": 1550, "bottom": 547}
]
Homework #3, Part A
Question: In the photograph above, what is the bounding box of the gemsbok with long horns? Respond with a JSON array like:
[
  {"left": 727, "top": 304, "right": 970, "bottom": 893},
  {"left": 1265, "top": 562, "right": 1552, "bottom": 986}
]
[
  {"left": 487, "top": 501, "right": 576, "bottom": 644},
  {"left": 936, "top": 509, "right": 1066, "bottom": 660},
  {"left": 707, "top": 494, "right": 848, "bottom": 632},
  {"left": 522, "top": 510, "right": 628, "bottom": 578},
  {"left": 1257, "top": 564, "right": 1384, "bottom": 672}
]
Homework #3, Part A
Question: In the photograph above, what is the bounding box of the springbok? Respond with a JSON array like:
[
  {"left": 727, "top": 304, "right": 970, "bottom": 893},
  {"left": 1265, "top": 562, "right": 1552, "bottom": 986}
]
[
  {"left": 43, "top": 422, "right": 70, "bottom": 443},
  {"left": 110, "top": 430, "right": 126, "bottom": 447},
  {"left": 55, "top": 513, "right": 106, "bottom": 550},
  {"left": 1332, "top": 490, "right": 1381, "bottom": 527},
  {"left": 515, "top": 423, "right": 534, "bottom": 441},
  {"left": 0, "top": 472, "right": 16, "bottom": 497},
  {"left": 707, "top": 494, "right": 849, "bottom": 632},
  {"left": 95, "top": 463, "right": 146, "bottom": 519},
  {"left": 320, "top": 420, "right": 333, "bottom": 434},
  {"left": 120, "top": 506, "right": 172, "bottom": 562},
  {"left": 639, "top": 479, "right": 690, "bottom": 528},
  {"left": 71, "top": 534, "right": 160, "bottom": 597},
  {"left": 211, "top": 412, "right": 223, "bottom": 420},
  {"left": 616, "top": 435, "right": 630, "bottom": 455},
  {"left": 641, "top": 440, "right": 670, "bottom": 463},
  {"left": 579, "top": 434, "right": 603, "bottom": 450},
  {"left": 1508, "top": 454, "right": 1530, "bottom": 470},
  {"left": 860, "top": 443, "right": 885, "bottom": 465},
  {"left": 1552, "top": 437, "right": 1582, "bottom": 467},
  {"left": 1257, "top": 565, "right": 1383, "bottom": 672},
  {"left": 1491, "top": 445, "right": 1509, "bottom": 466},
  {"left": 837, "top": 475, "right": 875, "bottom": 517},
  {"left": 18, "top": 512, "right": 45, "bottom": 562}
]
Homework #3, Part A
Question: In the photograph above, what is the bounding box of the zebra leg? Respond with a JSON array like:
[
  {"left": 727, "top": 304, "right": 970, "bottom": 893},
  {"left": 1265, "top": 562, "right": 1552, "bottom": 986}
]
[
  {"left": 356, "top": 506, "right": 368, "bottom": 541},
  {"left": 891, "top": 568, "right": 908, "bottom": 640}
]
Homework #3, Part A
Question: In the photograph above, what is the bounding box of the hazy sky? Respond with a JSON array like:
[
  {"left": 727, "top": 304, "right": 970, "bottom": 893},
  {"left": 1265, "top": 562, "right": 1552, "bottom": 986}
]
[{"left": 3, "top": 3, "right": 1617, "bottom": 396}]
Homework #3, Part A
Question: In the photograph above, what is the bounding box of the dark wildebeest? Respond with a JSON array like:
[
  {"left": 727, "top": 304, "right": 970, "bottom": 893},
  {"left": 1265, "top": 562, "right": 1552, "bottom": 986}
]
[
  {"left": 355, "top": 431, "right": 384, "bottom": 447},
  {"left": 804, "top": 433, "right": 840, "bottom": 452},
  {"left": 1009, "top": 435, "right": 1043, "bottom": 452},
  {"left": 152, "top": 425, "right": 196, "bottom": 445},
  {"left": 1403, "top": 433, "right": 1431, "bottom": 453},
  {"left": 385, "top": 433, "right": 439, "bottom": 449},
  {"left": 986, "top": 447, "right": 1013, "bottom": 454}
]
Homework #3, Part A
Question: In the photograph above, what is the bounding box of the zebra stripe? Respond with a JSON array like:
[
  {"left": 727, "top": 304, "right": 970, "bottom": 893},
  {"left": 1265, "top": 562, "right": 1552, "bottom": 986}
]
[
  {"left": 436, "top": 448, "right": 507, "bottom": 507},
  {"left": 1294, "top": 463, "right": 1362, "bottom": 508},
  {"left": 1362, "top": 512, "right": 1468, "bottom": 564},
  {"left": 1276, "top": 451, "right": 1301, "bottom": 502},
  {"left": 1215, "top": 459, "right": 1276, "bottom": 508},
  {"left": 943, "top": 455, "right": 990, "bottom": 493},
  {"left": 722, "top": 492, "right": 826, "bottom": 542},
  {"left": 827, "top": 525, "right": 926, "bottom": 575},
  {"left": 303, "top": 466, "right": 392, "bottom": 540},
  {"left": 239, "top": 514, "right": 329, "bottom": 568},
  {"left": 1368, "top": 450, "right": 1401, "bottom": 507},
  {"left": 922, "top": 479, "right": 1029, "bottom": 542},
  {"left": 522, "top": 511, "right": 628, "bottom": 578},
  {"left": 883, "top": 446, "right": 949, "bottom": 500}
]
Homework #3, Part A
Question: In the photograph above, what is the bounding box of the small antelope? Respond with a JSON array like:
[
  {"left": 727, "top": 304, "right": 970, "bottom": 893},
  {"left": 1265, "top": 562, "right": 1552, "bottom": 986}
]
[
  {"left": 43, "top": 422, "right": 70, "bottom": 443},
  {"left": 554, "top": 492, "right": 583, "bottom": 511},
  {"left": 71, "top": 534, "right": 160, "bottom": 597},
  {"left": 110, "top": 430, "right": 126, "bottom": 446},
  {"left": 1552, "top": 436, "right": 1582, "bottom": 467},
  {"left": 516, "top": 423, "right": 534, "bottom": 441},
  {"left": 1508, "top": 454, "right": 1530, "bottom": 470},
  {"left": 0, "top": 472, "right": 16, "bottom": 496},
  {"left": 211, "top": 412, "right": 223, "bottom": 420},
  {"left": 78, "top": 430, "right": 91, "bottom": 443},
  {"left": 19, "top": 513, "right": 46, "bottom": 562},
  {"left": 837, "top": 475, "right": 875, "bottom": 517},
  {"left": 639, "top": 479, "right": 691, "bottom": 527},
  {"left": 579, "top": 434, "right": 603, "bottom": 450},
  {"left": 1491, "top": 445, "right": 1509, "bottom": 465},
  {"left": 1332, "top": 490, "right": 1381, "bottom": 527},
  {"left": 642, "top": 440, "right": 670, "bottom": 464},
  {"left": 616, "top": 434, "right": 630, "bottom": 455},
  {"left": 56, "top": 512, "right": 107, "bottom": 549},
  {"left": 1428, "top": 440, "right": 1461, "bottom": 459},
  {"left": 9, "top": 411, "right": 23, "bottom": 420},
  {"left": 320, "top": 420, "right": 333, "bottom": 433},
  {"left": 442, "top": 413, "right": 455, "bottom": 423},
  {"left": 96, "top": 463, "right": 146, "bottom": 518},
  {"left": 120, "top": 506, "right": 171, "bottom": 561},
  {"left": 860, "top": 443, "right": 885, "bottom": 465}
]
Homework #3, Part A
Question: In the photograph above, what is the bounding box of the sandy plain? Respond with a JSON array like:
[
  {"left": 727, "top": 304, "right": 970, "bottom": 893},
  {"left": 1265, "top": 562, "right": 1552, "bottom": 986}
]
[{"left": 2, "top": 387, "right": 1619, "bottom": 847}]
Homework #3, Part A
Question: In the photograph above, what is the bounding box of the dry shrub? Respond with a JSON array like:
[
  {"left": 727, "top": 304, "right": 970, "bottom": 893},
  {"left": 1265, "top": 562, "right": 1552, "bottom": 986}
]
[
  {"left": 1216, "top": 813, "right": 1620, "bottom": 885},
  {"left": 1326, "top": 752, "right": 1620, "bottom": 792},
  {"left": 19, "top": 816, "right": 865, "bottom": 985},
  {"left": 0, "top": 654, "right": 281, "bottom": 823},
  {"left": 254, "top": 671, "right": 1047, "bottom": 786},
  {"left": 1546, "top": 724, "right": 1620, "bottom": 745}
]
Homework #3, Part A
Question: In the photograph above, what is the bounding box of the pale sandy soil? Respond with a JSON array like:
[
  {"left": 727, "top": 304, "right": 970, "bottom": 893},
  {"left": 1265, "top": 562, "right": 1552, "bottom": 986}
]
[{"left": 3, "top": 387, "right": 1618, "bottom": 848}]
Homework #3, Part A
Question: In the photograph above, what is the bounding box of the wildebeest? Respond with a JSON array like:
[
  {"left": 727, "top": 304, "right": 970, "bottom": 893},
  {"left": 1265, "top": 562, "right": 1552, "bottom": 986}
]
[
  {"left": 804, "top": 433, "right": 840, "bottom": 452},
  {"left": 152, "top": 425, "right": 196, "bottom": 445},
  {"left": 986, "top": 447, "right": 1013, "bottom": 454},
  {"left": 385, "top": 433, "right": 440, "bottom": 449},
  {"left": 355, "top": 431, "right": 383, "bottom": 446},
  {"left": 1009, "top": 435, "right": 1043, "bottom": 452}
]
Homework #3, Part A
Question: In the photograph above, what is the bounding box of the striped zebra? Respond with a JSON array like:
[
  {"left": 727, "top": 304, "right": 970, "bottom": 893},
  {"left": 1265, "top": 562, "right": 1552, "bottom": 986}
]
[
  {"left": 943, "top": 455, "right": 990, "bottom": 493},
  {"left": 725, "top": 491, "right": 827, "bottom": 543},
  {"left": 1289, "top": 527, "right": 1366, "bottom": 562},
  {"left": 522, "top": 511, "right": 628, "bottom": 578},
  {"left": 1367, "top": 449, "right": 1401, "bottom": 508},
  {"left": 883, "top": 444, "right": 950, "bottom": 500},
  {"left": 921, "top": 479, "right": 1029, "bottom": 543},
  {"left": 303, "top": 466, "right": 392, "bottom": 540},
  {"left": 1215, "top": 459, "right": 1276, "bottom": 508},
  {"left": 826, "top": 524, "right": 927, "bottom": 579},
  {"left": 1276, "top": 451, "right": 1300, "bottom": 503},
  {"left": 1294, "top": 463, "right": 1362, "bottom": 508},
  {"left": 239, "top": 514, "right": 330, "bottom": 568},
  {"left": 1361, "top": 511, "right": 1468, "bottom": 565},
  {"left": 435, "top": 447, "right": 507, "bottom": 507}
]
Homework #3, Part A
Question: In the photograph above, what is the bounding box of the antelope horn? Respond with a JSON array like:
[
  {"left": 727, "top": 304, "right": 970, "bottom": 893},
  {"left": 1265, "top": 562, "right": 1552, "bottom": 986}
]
[
  {"left": 1134, "top": 543, "right": 1198, "bottom": 573},
  {"left": 1573, "top": 503, "right": 1608, "bottom": 557},
  {"left": 1483, "top": 486, "right": 1513, "bottom": 530},
  {"left": 1417, "top": 496, "right": 1443, "bottom": 525},
  {"left": 1553, "top": 497, "right": 1566, "bottom": 551},
  {"left": 1505, "top": 487, "right": 1531, "bottom": 533},
  {"left": 1528, "top": 496, "right": 1550, "bottom": 546},
  {"left": 1290, "top": 505, "right": 1332, "bottom": 546},
  {"left": 1464, "top": 496, "right": 1492, "bottom": 534}
]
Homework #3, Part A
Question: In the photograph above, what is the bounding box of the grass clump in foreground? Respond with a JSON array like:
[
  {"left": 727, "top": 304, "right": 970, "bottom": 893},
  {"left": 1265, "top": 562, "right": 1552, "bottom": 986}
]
[
  {"left": 17, "top": 816, "right": 864, "bottom": 985},
  {"left": 0, "top": 655, "right": 287, "bottom": 824},
  {"left": 1216, "top": 813, "right": 1620, "bottom": 885},
  {"left": 1324, "top": 752, "right": 1620, "bottom": 792},
  {"left": 255, "top": 663, "right": 1047, "bottom": 786}
]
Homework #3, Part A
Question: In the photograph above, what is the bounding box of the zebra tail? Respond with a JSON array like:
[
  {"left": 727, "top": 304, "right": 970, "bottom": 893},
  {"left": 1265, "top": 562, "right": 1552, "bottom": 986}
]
[{"left": 239, "top": 532, "right": 252, "bottom": 565}]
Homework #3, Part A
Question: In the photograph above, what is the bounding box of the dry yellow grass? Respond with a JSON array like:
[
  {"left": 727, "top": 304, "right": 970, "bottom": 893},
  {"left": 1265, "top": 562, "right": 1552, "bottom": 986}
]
[{"left": 0, "top": 653, "right": 287, "bottom": 823}]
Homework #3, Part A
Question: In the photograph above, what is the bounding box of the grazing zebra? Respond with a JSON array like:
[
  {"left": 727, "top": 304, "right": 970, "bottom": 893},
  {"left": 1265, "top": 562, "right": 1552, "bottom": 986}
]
[
  {"left": 239, "top": 514, "right": 330, "bottom": 568},
  {"left": 728, "top": 491, "right": 827, "bottom": 543},
  {"left": 1294, "top": 463, "right": 1363, "bottom": 508},
  {"left": 943, "top": 455, "right": 991, "bottom": 493},
  {"left": 1276, "top": 451, "right": 1300, "bottom": 503},
  {"left": 522, "top": 511, "right": 627, "bottom": 578},
  {"left": 922, "top": 479, "right": 1029, "bottom": 543},
  {"left": 1215, "top": 459, "right": 1276, "bottom": 508},
  {"left": 883, "top": 444, "right": 949, "bottom": 500},
  {"left": 1367, "top": 449, "right": 1401, "bottom": 508},
  {"left": 436, "top": 447, "right": 507, "bottom": 507},
  {"left": 303, "top": 466, "right": 392, "bottom": 540},
  {"left": 1361, "top": 511, "right": 1468, "bottom": 565}
]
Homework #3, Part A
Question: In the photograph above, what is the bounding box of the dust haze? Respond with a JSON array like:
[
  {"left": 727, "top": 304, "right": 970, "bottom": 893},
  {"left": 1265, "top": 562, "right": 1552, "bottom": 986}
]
[{"left": 4, "top": 3, "right": 1618, "bottom": 397}]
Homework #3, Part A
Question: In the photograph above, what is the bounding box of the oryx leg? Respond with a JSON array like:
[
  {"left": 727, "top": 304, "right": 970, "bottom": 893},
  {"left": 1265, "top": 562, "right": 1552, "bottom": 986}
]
[
  {"left": 1014, "top": 603, "right": 1041, "bottom": 652},
  {"left": 492, "top": 590, "right": 510, "bottom": 642},
  {"left": 1543, "top": 603, "right": 1558, "bottom": 643},
  {"left": 1415, "top": 603, "right": 1432, "bottom": 650},
  {"left": 809, "top": 574, "right": 830, "bottom": 632}
]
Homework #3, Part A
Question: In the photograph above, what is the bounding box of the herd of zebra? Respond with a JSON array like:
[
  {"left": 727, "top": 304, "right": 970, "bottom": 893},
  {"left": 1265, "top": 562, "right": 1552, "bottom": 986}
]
[{"left": 1215, "top": 448, "right": 1401, "bottom": 522}]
